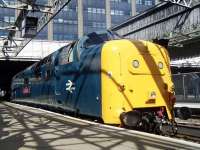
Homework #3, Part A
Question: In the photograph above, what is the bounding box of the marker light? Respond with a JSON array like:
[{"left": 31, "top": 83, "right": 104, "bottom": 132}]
[
  {"left": 132, "top": 60, "right": 139, "bottom": 68},
  {"left": 150, "top": 91, "right": 156, "bottom": 99},
  {"left": 158, "top": 61, "right": 163, "bottom": 69}
]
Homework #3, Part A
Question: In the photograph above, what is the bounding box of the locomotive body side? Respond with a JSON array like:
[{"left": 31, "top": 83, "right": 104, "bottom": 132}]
[
  {"left": 11, "top": 51, "right": 58, "bottom": 105},
  {"left": 11, "top": 43, "right": 103, "bottom": 118}
]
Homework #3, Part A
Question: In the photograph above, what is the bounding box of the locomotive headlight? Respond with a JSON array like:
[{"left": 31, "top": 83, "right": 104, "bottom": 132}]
[
  {"left": 158, "top": 61, "right": 163, "bottom": 69},
  {"left": 150, "top": 91, "right": 156, "bottom": 99},
  {"left": 132, "top": 60, "right": 139, "bottom": 68}
]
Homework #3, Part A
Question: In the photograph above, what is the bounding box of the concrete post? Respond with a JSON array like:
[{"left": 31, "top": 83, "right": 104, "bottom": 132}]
[
  {"left": 131, "top": 0, "right": 136, "bottom": 16},
  {"left": 15, "top": 1, "right": 21, "bottom": 38},
  {"left": 48, "top": 0, "right": 53, "bottom": 40},
  {"left": 105, "top": 0, "right": 111, "bottom": 29},
  {"left": 78, "top": 0, "right": 83, "bottom": 38}
]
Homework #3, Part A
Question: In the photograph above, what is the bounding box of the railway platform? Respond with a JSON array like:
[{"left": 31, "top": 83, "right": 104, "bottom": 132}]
[{"left": 1, "top": 101, "right": 200, "bottom": 150}]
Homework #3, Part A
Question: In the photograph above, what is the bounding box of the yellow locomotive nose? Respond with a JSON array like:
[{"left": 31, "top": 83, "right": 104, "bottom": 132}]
[{"left": 101, "top": 39, "right": 174, "bottom": 125}]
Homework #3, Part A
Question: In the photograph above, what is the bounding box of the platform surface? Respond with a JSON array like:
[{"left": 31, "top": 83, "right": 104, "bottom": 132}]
[{"left": 1, "top": 101, "right": 200, "bottom": 150}]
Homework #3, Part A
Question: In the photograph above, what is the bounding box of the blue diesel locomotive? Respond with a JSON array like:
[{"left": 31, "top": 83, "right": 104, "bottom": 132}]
[{"left": 11, "top": 31, "right": 176, "bottom": 133}]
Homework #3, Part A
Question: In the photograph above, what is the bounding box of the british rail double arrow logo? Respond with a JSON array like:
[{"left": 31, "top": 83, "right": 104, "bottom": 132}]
[{"left": 66, "top": 80, "right": 75, "bottom": 93}]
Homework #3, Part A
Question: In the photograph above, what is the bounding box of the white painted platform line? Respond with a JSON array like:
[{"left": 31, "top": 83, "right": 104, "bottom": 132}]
[
  {"left": 6, "top": 102, "right": 200, "bottom": 149},
  {"left": 175, "top": 102, "right": 200, "bottom": 109}
]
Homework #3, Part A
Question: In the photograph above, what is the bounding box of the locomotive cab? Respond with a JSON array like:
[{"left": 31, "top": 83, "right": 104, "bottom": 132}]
[{"left": 101, "top": 37, "right": 176, "bottom": 132}]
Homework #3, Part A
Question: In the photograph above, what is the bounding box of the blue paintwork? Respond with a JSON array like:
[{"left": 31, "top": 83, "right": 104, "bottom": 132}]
[
  {"left": 11, "top": 30, "right": 121, "bottom": 118},
  {"left": 11, "top": 41, "right": 102, "bottom": 118}
]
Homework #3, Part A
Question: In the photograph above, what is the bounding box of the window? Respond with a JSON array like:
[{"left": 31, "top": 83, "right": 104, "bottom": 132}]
[
  {"left": 33, "top": 63, "right": 42, "bottom": 78},
  {"left": 33, "top": 55, "right": 51, "bottom": 78},
  {"left": 136, "top": 0, "right": 143, "bottom": 5},
  {"left": 58, "top": 18, "right": 64, "bottom": 23},
  {"left": 42, "top": 56, "right": 52, "bottom": 65},
  {"left": 63, "top": 5, "right": 75, "bottom": 12},
  {"left": 121, "top": 0, "right": 129, "bottom": 3},
  {"left": 4, "top": 16, "right": 16, "bottom": 23},
  {"left": 88, "top": 8, "right": 92, "bottom": 13},
  {"left": 45, "top": 70, "right": 51, "bottom": 80},
  {"left": 58, "top": 45, "right": 71, "bottom": 65},
  {"left": 111, "top": 10, "right": 124, "bottom": 16},
  {"left": 4, "top": 16, "right": 9, "bottom": 22},
  {"left": 87, "top": 8, "right": 105, "bottom": 14},
  {"left": 68, "top": 48, "right": 74, "bottom": 63},
  {"left": 92, "top": 22, "right": 106, "bottom": 28},
  {"left": 111, "top": 10, "right": 115, "bottom": 15},
  {"left": 24, "top": 78, "right": 29, "bottom": 86},
  {"left": 43, "top": 56, "right": 52, "bottom": 79},
  {"left": 10, "top": 17, "right": 15, "bottom": 23},
  {"left": 145, "top": 0, "right": 152, "bottom": 6},
  {"left": 110, "top": 0, "right": 131, "bottom": 3}
]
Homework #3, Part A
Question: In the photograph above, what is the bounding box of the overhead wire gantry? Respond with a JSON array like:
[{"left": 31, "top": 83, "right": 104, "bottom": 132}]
[{"left": 0, "top": 0, "right": 72, "bottom": 58}]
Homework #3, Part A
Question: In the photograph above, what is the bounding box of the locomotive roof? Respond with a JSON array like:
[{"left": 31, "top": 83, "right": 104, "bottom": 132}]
[{"left": 12, "top": 30, "right": 121, "bottom": 80}]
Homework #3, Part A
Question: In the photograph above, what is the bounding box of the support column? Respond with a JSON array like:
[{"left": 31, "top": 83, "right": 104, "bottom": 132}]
[
  {"left": 78, "top": 0, "right": 83, "bottom": 38},
  {"left": 131, "top": 0, "right": 136, "bottom": 16},
  {"left": 15, "top": 1, "right": 21, "bottom": 38},
  {"left": 48, "top": 0, "right": 53, "bottom": 40},
  {"left": 105, "top": 0, "right": 111, "bottom": 29}
]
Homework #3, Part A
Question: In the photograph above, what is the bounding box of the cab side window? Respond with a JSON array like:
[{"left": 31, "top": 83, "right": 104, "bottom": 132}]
[
  {"left": 69, "top": 42, "right": 78, "bottom": 62},
  {"left": 68, "top": 48, "right": 74, "bottom": 63},
  {"left": 58, "top": 45, "right": 71, "bottom": 65},
  {"left": 45, "top": 56, "right": 52, "bottom": 80},
  {"left": 24, "top": 78, "right": 29, "bottom": 86},
  {"left": 33, "top": 62, "right": 42, "bottom": 78}
]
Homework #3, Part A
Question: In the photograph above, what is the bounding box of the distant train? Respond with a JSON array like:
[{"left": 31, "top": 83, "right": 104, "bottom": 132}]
[{"left": 11, "top": 30, "right": 176, "bottom": 133}]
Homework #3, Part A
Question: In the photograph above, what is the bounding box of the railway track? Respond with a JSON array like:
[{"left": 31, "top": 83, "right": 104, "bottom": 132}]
[{"left": 175, "top": 123, "right": 200, "bottom": 143}]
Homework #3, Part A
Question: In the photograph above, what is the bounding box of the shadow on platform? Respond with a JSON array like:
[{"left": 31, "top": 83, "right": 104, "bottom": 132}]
[{"left": 0, "top": 102, "right": 188, "bottom": 150}]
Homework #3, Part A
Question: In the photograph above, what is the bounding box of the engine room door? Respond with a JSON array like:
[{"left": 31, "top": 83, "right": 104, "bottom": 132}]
[{"left": 54, "top": 43, "right": 79, "bottom": 112}]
